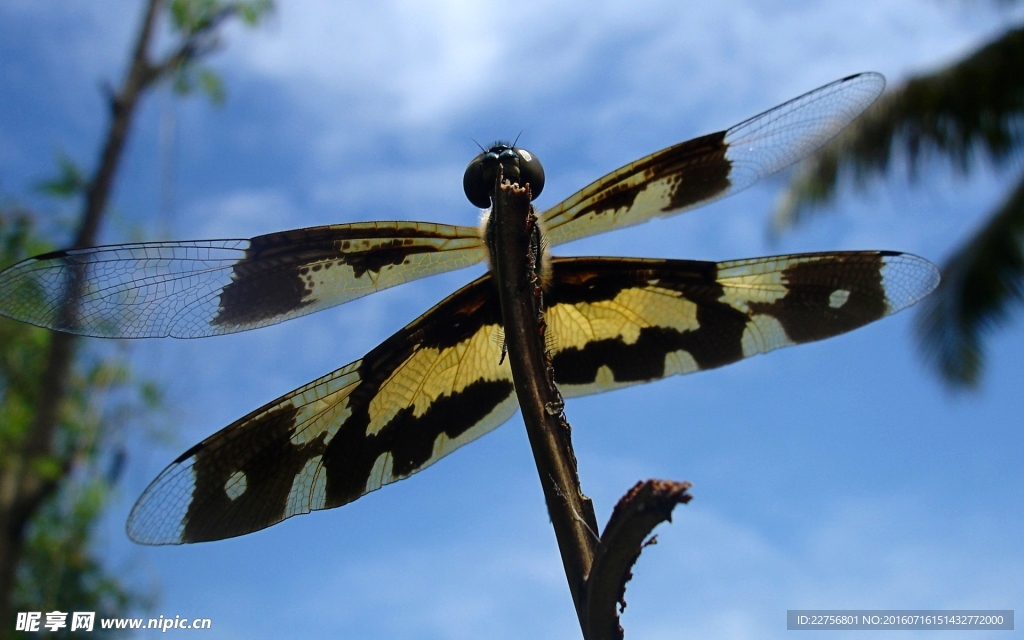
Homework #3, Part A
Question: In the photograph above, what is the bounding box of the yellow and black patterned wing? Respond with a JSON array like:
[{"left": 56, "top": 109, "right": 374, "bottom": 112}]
[
  {"left": 0, "top": 221, "right": 485, "bottom": 338},
  {"left": 540, "top": 73, "right": 885, "bottom": 247},
  {"left": 127, "top": 250, "right": 936, "bottom": 544},
  {"left": 126, "top": 271, "right": 515, "bottom": 543},
  {"left": 546, "top": 252, "right": 939, "bottom": 395}
]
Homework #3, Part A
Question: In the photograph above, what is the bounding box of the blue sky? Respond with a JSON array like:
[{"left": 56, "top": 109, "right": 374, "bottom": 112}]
[{"left": 2, "top": 2, "right": 1023, "bottom": 638}]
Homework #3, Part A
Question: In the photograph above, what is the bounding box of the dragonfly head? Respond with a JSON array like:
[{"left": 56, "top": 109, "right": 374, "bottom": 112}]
[{"left": 463, "top": 143, "right": 545, "bottom": 208}]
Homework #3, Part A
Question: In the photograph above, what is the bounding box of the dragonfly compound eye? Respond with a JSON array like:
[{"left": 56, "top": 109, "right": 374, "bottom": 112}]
[
  {"left": 463, "top": 145, "right": 545, "bottom": 208},
  {"left": 513, "top": 147, "right": 545, "bottom": 200}
]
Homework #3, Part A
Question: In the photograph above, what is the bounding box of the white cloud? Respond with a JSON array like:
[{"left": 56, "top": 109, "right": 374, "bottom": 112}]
[
  {"left": 228, "top": 1, "right": 504, "bottom": 126},
  {"left": 184, "top": 188, "right": 299, "bottom": 237},
  {"left": 219, "top": 0, "right": 1015, "bottom": 138}
]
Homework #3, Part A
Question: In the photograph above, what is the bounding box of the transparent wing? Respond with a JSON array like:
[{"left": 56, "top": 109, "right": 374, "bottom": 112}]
[
  {"left": 541, "top": 73, "right": 885, "bottom": 246},
  {"left": 0, "top": 221, "right": 485, "bottom": 338}
]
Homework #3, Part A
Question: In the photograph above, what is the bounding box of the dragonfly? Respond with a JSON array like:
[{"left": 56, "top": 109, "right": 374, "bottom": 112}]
[{"left": 0, "top": 73, "right": 939, "bottom": 545}]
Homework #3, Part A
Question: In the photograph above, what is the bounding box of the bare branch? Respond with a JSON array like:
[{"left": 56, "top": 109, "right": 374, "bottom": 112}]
[
  {"left": 489, "top": 173, "right": 600, "bottom": 631},
  {"left": 148, "top": 6, "right": 239, "bottom": 84},
  {"left": 585, "top": 480, "right": 692, "bottom": 640}
]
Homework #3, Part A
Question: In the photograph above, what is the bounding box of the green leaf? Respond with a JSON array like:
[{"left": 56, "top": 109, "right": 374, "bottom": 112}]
[
  {"left": 237, "top": 0, "right": 274, "bottom": 25},
  {"left": 29, "top": 456, "right": 63, "bottom": 482},
  {"left": 35, "top": 153, "right": 87, "bottom": 199},
  {"left": 140, "top": 381, "right": 164, "bottom": 409},
  {"left": 169, "top": 0, "right": 219, "bottom": 33},
  {"left": 168, "top": 0, "right": 272, "bottom": 34},
  {"left": 198, "top": 67, "right": 226, "bottom": 104},
  {"left": 172, "top": 65, "right": 227, "bottom": 105}
]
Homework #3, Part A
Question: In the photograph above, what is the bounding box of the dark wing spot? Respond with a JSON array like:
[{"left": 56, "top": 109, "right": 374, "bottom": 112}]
[
  {"left": 551, "top": 297, "right": 749, "bottom": 386},
  {"left": 213, "top": 226, "right": 456, "bottom": 327},
  {"left": 659, "top": 131, "right": 732, "bottom": 211},
  {"left": 215, "top": 265, "right": 314, "bottom": 327},
  {"left": 548, "top": 258, "right": 748, "bottom": 385},
  {"left": 386, "top": 379, "right": 514, "bottom": 477},
  {"left": 749, "top": 254, "right": 888, "bottom": 344},
  {"left": 321, "top": 378, "right": 515, "bottom": 507},
  {"left": 570, "top": 131, "right": 731, "bottom": 223},
  {"left": 182, "top": 403, "right": 329, "bottom": 543}
]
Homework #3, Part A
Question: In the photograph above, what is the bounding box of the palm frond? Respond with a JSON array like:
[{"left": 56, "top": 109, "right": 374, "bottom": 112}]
[
  {"left": 915, "top": 172, "right": 1024, "bottom": 386},
  {"left": 772, "top": 25, "right": 1024, "bottom": 232}
]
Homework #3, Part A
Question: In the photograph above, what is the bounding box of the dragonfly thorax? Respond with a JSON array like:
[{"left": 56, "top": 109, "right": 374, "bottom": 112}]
[{"left": 470, "top": 144, "right": 552, "bottom": 290}]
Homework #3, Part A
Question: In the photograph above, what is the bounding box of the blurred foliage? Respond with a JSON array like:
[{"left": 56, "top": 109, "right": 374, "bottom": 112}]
[
  {"left": 173, "top": 66, "right": 226, "bottom": 105},
  {"left": 917, "top": 179, "right": 1024, "bottom": 384},
  {"left": 167, "top": 0, "right": 273, "bottom": 104},
  {"left": 0, "top": 207, "right": 53, "bottom": 457},
  {"left": 1, "top": 204, "right": 160, "bottom": 631},
  {"left": 772, "top": 18, "right": 1024, "bottom": 387},
  {"left": 12, "top": 481, "right": 154, "bottom": 639},
  {"left": 35, "top": 154, "right": 87, "bottom": 200},
  {"left": 2, "top": 2, "right": 273, "bottom": 634},
  {"left": 168, "top": 0, "right": 272, "bottom": 32}
]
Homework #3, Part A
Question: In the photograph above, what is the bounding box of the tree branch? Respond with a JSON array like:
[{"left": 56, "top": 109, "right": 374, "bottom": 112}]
[
  {"left": 489, "top": 174, "right": 600, "bottom": 630},
  {"left": 489, "top": 171, "right": 695, "bottom": 638},
  {"left": 147, "top": 6, "right": 239, "bottom": 83},
  {"left": 585, "top": 480, "right": 692, "bottom": 640}
]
